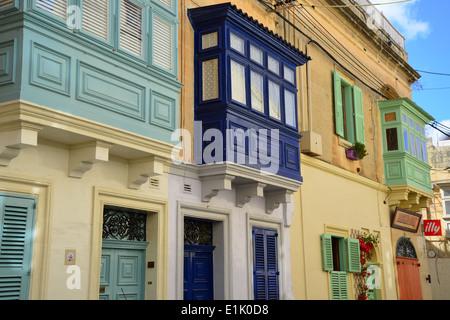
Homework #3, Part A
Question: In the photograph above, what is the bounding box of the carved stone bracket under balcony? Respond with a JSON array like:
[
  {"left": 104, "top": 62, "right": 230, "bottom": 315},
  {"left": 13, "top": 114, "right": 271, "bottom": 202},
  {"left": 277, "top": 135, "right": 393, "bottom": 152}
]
[
  {"left": 200, "top": 174, "right": 235, "bottom": 202},
  {"left": 236, "top": 182, "right": 266, "bottom": 208},
  {"left": 68, "top": 141, "right": 113, "bottom": 178},
  {"left": 265, "top": 190, "right": 293, "bottom": 214},
  {"left": 0, "top": 121, "right": 43, "bottom": 166},
  {"left": 128, "top": 156, "right": 166, "bottom": 189},
  {"left": 387, "top": 184, "right": 432, "bottom": 212}
]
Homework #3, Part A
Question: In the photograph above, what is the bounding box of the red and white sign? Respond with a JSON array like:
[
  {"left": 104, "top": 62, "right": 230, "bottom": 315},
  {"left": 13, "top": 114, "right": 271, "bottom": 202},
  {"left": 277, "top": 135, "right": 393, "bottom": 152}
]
[{"left": 424, "top": 220, "right": 442, "bottom": 236}]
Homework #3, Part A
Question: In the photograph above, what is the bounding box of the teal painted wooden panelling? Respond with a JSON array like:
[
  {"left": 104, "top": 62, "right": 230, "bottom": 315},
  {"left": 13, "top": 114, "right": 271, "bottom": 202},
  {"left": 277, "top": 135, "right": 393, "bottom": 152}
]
[{"left": 0, "top": 0, "right": 181, "bottom": 144}]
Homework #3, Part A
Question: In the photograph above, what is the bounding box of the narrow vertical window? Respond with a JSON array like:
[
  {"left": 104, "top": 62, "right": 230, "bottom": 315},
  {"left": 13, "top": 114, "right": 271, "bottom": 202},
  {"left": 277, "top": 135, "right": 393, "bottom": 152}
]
[
  {"left": 410, "top": 133, "right": 415, "bottom": 156},
  {"left": 120, "top": 0, "right": 143, "bottom": 57},
  {"left": 386, "top": 128, "right": 398, "bottom": 151},
  {"left": 83, "top": 0, "right": 109, "bottom": 41},
  {"left": 422, "top": 140, "right": 428, "bottom": 163},
  {"left": 403, "top": 129, "right": 409, "bottom": 152},
  {"left": 284, "top": 66, "right": 295, "bottom": 84},
  {"left": 268, "top": 80, "right": 280, "bottom": 120},
  {"left": 268, "top": 56, "right": 279, "bottom": 75},
  {"left": 250, "top": 71, "right": 264, "bottom": 113},
  {"left": 153, "top": 16, "right": 173, "bottom": 70},
  {"left": 416, "top": 137, "right": 422, "bottom": 160},
  {"left": 230, "top": 60, "right": 246, "bottom": 105},
  {"left": 284, "top": 89, "right": 296, "bottom": 127},
  {"left": 202, "top": 58, "right": 219, "bottom": 101}
]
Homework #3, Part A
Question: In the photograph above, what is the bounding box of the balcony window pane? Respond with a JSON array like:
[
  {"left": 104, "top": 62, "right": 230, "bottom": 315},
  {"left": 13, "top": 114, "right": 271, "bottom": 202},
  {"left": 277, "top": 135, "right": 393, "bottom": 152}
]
[
  {"left": 268, "top": 56, "right": 279, "bottom": 75},
  {"left": 250, "top": 71, "right": 264, "bottom": 113},
  {"left": 386, "top": 128, "right": 398, "bottom": 151},
  {"left": 120, "top": 0, "right": 143, "bottom": 57},
  {"left": 250, "top": 45, "right": 264, "bottom": 65},
  {"left": 422, "top": 140, "right": 428, "bottom": 163},
  {"left": 83, "top": 0, "right": 109, "bottom": 41},
  {"left": 202, "top": 32, "right": 218, "bottom": 50},
  {"left": 284, "top": 66, "right": 295, "bottom": 84},
  {"left": 416, "top": 137, "right": 422, "bottom": 159},
  {"left": 403, "top": 129, "right": 409, "bottom": 152},
  {"left": 230, "top": 32, "right": 245, "bottom": 54},
  {"left": 268, "top": 80, "right": 280, "bottom": 120},
  {"left": 202, "top": 58, "right": 219, "bottom": 101},
  {"left": 410, "top": 133, "right": 415, "bottom": 156},
  {"left": 231, "top": 60, "right": 246, "bottom": 105},
  {"left": 36, "top": 0, "right": 67, "bottom": 20},
  {"left": 285, "top": 89, "right": 296, "bottom": 127}
]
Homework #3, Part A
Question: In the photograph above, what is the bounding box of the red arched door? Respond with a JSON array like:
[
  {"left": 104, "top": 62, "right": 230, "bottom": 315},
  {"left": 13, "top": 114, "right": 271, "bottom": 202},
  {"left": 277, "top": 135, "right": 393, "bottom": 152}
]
[{"left": 396, "top": 237, "right": 422, "bottom": 300}]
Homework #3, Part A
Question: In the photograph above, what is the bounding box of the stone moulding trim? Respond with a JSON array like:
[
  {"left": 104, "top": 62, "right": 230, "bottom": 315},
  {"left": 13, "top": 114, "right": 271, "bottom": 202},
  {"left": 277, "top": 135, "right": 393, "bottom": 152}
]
[{"left": 0, "top": 100, "right": 178, "bottom": 160}]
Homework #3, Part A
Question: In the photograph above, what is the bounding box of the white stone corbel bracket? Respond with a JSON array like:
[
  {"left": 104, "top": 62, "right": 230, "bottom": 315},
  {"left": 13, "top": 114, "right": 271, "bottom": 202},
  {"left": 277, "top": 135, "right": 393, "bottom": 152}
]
[
  {"left": 0, "top": 122, "right": 43, "bottom": 166},
  {"left": 128, "top": 156, "right": 165, "bottom": 190},
  {"left": 236, "top": 182, "right": 266, "bottom": 207},
  {"left": 265, "top": 190, "right": 293, "bottom": 214},
  {"left": 68, "top": 141, "right": 112, "bottom": 178},
  {"left": 201, "top": 174, "right": 235, "bottom": 202}
]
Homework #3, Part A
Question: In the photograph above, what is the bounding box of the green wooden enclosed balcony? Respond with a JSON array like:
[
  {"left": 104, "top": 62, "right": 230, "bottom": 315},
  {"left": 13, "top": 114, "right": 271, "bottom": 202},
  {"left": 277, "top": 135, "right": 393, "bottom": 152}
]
[{"left": 378, "top": 98, "right": 434, "bottom": 211}]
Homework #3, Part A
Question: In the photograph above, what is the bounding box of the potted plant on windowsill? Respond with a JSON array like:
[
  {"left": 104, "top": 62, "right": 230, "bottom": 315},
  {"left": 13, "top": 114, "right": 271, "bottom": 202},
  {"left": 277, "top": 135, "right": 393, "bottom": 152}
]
[{"left": 346, "top": 141, "right": 368, "bottom": 161}]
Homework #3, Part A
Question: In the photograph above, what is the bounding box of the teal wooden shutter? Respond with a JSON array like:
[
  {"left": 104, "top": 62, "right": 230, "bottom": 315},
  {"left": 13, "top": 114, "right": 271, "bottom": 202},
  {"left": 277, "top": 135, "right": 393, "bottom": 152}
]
[
  {"left": 321, "top": 234, "right": 333, "bottom": 271},
  {"left": 346, "top": 237, "right": 361, "bottom": 273},
  {"left": 352, "top": 85, "right": 365, "bottom": 144},
  {"left": 330, "top": 271, "right": 348, "bottom": 300},
  {"left": 333, "top": 70, "right": 345, "bottom": 138},
  {"left": 0, "top": 195, "right": 36, "bottom": 300},
  {"left": 253, "top": 227, "right": 279, "bottom": 300}
]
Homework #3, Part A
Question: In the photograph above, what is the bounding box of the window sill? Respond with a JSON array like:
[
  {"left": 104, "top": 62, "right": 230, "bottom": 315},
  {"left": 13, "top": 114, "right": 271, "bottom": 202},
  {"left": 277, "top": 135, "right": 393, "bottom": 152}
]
[{"left": 338, "top": 137, "right": 353, "bottom": 150}]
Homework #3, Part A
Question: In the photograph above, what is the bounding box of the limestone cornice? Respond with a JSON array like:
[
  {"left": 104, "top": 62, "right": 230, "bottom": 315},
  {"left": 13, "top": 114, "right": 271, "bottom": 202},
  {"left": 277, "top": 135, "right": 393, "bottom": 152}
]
[{"left": 0, "top": 100, "right": 178, "bottom": 160}]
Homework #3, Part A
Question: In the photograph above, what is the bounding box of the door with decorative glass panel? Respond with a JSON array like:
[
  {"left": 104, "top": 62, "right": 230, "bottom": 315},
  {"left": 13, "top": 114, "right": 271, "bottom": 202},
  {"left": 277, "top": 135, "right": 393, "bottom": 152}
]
[{"left": 99, "top": 207, "right": 148, "bottom": 300}]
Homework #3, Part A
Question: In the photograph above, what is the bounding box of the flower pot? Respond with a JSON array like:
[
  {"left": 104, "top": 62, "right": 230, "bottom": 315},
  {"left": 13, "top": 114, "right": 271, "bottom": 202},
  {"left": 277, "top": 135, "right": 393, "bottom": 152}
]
[{"left": 345, "top": 149, "right": 359, "bottom": 160}]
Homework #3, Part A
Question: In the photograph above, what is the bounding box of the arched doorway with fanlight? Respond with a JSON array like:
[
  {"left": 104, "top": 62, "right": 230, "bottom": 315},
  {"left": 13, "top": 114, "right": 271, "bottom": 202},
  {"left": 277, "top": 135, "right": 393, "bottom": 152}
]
[{"left": 395, "top": 236, "right": 422, "bottom": 300}]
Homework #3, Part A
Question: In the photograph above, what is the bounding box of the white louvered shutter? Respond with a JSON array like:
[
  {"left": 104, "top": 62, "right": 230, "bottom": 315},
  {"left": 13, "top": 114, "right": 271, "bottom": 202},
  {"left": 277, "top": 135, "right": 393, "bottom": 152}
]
[
  {"left": 36, "top": 0, "right": 68, "bottom": 20},
  {"left": 0, "top": 0, "right": 14, "bottom": 9},
  {"left": 83, "top": 0, "right": 109, "bottom": 41},
  {"left": 153, "top": 15, "right": 173, "bottom": 71},
  {"left": 155, "top": 0, "right": 172, "bottom": 10},
  {"left": 120, "top": 0, "right": 143, "bottom": 57}
]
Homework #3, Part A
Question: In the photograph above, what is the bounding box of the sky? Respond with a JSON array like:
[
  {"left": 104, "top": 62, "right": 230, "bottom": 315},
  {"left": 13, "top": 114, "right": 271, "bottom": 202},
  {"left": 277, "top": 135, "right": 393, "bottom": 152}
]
[{"left": 374, "top": 0, "right": 450, "bottom": 142}]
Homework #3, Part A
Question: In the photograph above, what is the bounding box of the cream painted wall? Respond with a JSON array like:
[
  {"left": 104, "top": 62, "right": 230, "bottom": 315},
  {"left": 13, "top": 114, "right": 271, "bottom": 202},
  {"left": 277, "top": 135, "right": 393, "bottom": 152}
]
[
  {"left": 0, "top": 140, "right": 170, "bottom": 299},
  {"left": 291, "top": 155, "right": 398, "bottom": 300}
]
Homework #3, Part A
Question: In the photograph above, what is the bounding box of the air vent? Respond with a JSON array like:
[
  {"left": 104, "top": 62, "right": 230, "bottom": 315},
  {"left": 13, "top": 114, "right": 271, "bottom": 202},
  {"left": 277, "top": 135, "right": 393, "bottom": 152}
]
[
  {"left": 183, "top": 183, "right": 192, "bottom": 194},
  {"left": 149, "top": 178, "right": 160, "bottom": 189}
]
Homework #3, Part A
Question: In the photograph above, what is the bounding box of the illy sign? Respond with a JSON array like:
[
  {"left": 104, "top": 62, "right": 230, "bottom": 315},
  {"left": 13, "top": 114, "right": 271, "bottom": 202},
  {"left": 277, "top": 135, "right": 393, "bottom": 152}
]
[{"left": 424, "top": 220, "right": 442, "bottom": 236}]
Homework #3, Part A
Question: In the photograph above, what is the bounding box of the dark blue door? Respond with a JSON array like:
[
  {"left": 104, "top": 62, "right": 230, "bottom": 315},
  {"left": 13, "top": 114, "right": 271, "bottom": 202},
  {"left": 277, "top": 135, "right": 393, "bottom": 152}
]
[{"left": 184, "top": 245, "right": 215, "bottom": 300}]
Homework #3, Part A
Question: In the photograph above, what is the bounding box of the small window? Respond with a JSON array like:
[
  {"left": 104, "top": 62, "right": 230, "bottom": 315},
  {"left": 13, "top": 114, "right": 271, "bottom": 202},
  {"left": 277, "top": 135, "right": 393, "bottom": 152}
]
[
  {"left": 230, "top": 60, "right": 246, "bottom": 105},
  {"left": 268, "top": 56, "right": 279, "bottom": 75},
  {"left": 284, "top": 66, "right": 295, "bottom": 84},
  {"left": 250, "top": 45, "right": 264, "bottom": 65},
  {"left": 120, "top": 0, "right": 143, "bottom": 57},
  {"left": 410, "top": 133, "right": 415, "bottom": 156},
  {"left": 422, "top": 140, "right": 428, "bottom": 163},
  {"left": 83, "top": 0, "right": 109, "bottom": 41},
  {"left": 36, "top": 0, "right": 67, "bottom": 20},
  {"left": 202, "top": 58, "right": 219, "bottom": 101},
  {"left": 386, "top": 128, "right": 398, "bottom": 151},
  {"left": 268, "top": 80, "right": 281, "bottom": 120},
  {"left": 284, "top": 89, "right": 296, "bottom": 127},
  {"left": 403, "top": 129, "right": 409, "bottom": 152},
  {"left": 202, "top": 32, "right": 218, "bottom": 50},
  {"left": 230, "top": 32, "right": 245, "bottom": 54},
  {"left": 153, "top": 15, "right": 173, "bottom": 70},
  {"left": 416, "top": 137, "right": 422, "bottom": 160},
  {"left": 250, "top": 71, "right": 264, "bottom": 113}
]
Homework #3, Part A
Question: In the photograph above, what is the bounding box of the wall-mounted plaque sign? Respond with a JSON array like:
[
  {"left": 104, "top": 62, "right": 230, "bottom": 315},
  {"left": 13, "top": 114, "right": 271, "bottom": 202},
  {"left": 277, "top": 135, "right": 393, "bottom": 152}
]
[{"left": 391, "top": 207, "right": 421, "bottom": 233}]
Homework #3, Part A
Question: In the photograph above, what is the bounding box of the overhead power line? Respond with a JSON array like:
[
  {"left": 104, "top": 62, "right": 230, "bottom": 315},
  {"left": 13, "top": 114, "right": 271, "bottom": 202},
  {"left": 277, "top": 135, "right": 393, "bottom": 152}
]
[
  {"left": 416, "top": 70, "right": 450, "bottom": 77},
  {"left": 272, "top": 0, "right": 413, "bottom": 11}
]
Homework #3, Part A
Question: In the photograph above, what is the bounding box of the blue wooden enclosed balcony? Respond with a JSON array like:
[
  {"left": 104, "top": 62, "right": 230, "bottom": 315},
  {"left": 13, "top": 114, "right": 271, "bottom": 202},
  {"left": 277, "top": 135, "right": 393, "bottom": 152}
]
[{"left": 188, "top": 3, "right": 310, "bottom": 182}]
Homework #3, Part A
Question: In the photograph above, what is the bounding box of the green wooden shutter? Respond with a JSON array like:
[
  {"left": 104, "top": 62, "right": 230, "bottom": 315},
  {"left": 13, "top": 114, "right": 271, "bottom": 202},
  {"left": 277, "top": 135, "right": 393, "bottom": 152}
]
[
  {"left": 330, "top": 271, "right": 348, "bottom": 300},
  {"left": 0, "top": 195, "right": 36, "bottom": 300},
  {"left": 346, "top": 237, "right": 361, "bottom": 273},
  {"left": 333, "top": 70, "right": 345, "bottom": 138},
  {"left": 352, "top": 85, "right": 365, "bottom": 144},
  {"left": 321, "top": 234, "right": 333, "bottom": 271}
]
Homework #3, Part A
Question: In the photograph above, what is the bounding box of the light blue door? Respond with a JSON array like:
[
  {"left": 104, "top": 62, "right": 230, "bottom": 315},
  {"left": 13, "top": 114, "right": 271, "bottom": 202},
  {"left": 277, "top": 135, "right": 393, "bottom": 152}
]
[
  {"left": 100, "top": 240, "right": 148, "bottom": 300},
  {"left": 0, "top": 194, "right": 36, "bottom": 300}
]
